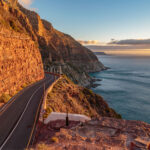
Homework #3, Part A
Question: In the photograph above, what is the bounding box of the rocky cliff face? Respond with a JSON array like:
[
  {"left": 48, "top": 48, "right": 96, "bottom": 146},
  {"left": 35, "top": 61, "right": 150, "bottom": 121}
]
[
  {"left": 0, "top": 3, "right": 44, "bottom": 97},
  {"left": 6, "top": 2, "right": 105, "bottom": 86}
]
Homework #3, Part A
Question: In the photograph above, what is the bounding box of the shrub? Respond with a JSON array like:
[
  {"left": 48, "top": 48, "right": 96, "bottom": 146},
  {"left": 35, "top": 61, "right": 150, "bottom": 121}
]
[
  {"left": 0, "top": 94, "right": 11, "bottom": 103},
  {"left": 46, "top": 107, "right": 53, "bottom": 114},
  {"left": 43, "top": 107, "right": 53, "bottom": 119},
  {"left": 21, "top": 83, "right": 28, "bottom": 88},
  {"left": 36, "top": 143, "right": 49, "bottom": 150},
  {"left": 18, "top": 87, "right": 23, "bottom": 91},
  {"left": 51, "top": 137, "right": 59, "bottom": 143}
]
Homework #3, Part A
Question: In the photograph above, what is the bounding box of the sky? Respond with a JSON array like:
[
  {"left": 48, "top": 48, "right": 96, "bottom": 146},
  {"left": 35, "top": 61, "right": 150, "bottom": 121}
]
[{"left": 18, "top": 0, "right": 150, "bottom": 55}]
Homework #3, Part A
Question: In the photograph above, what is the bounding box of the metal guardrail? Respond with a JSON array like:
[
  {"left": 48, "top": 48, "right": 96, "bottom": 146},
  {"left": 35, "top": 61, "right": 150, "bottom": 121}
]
[{"left": 44, "top": 71, "right": 61, "bottom": 77}]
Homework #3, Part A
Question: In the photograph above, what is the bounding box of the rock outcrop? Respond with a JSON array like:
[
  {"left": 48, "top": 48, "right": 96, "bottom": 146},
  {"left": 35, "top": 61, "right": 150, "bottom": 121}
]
[
  {"left": 0, "top": 3, "right": 44, "bottom": 98},
  {"left": 4, "top": 1, "right": 105, "bottom": 86},
  {"left": 34, "top": 118, "right": 150, "bottom": 150}
]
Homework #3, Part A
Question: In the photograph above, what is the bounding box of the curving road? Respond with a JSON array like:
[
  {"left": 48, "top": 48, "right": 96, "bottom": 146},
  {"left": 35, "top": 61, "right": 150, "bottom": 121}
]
[{"left": 0, "top": 74, "right": 56, "bottom": 150}]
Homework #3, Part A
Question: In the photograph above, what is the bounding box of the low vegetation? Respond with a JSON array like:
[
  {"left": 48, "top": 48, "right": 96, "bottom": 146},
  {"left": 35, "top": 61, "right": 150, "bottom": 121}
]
[
  {"left": 45, "top": 75, "right": 121, "bottom": 119},
  {"left": 0, "top": 93, "right": 11, "bottom": 103},
  {"left": 51, "top": 137, "right": 59, "bottom": 143},
  {"left": 21, "top": 82, "right": 29, "bottom": 89},
  {"left": 43, "top": 107, "right": 53, "bottom": 119},
  {"left": 34, "top": 143, "right": 49, "bottom": 150},
  {"left": 0, "top": 82, "right": 31, "bottom": 105}
]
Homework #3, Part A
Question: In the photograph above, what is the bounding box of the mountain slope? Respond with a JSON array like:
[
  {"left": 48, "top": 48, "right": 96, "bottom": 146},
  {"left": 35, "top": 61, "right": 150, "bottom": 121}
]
[
  {"left": 44, "top": 76, "right": 121, "bottom": 119},
  {"left": 10, "top": 1, "right": 105, "bottom": 86}
]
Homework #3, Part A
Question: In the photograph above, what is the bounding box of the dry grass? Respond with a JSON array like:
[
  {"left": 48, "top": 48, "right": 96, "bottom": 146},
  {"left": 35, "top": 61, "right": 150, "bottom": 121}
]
[
  {"left": 45, "top": 76, "right": 121, "bottom": 119},
  {"left": 21, "top": 83, "right": 28, "bottom": 88},
  {"left": 51, "top": 137, "right": 59, "bottom": 143},
  {"left": 0, "top": 93, "right": 11, "bottom": 103},
  {"left": 36, "top": 143, "right": 49, "bottom": 150},
  {"left": 43, "top": 107, "right": 53, "bottom": 119}
]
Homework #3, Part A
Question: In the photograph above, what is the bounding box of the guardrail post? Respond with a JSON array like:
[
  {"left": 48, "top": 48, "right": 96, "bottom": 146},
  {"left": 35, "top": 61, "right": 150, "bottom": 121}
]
[{"left": 66, "top": 109, "right": 69, "bottom": 126}]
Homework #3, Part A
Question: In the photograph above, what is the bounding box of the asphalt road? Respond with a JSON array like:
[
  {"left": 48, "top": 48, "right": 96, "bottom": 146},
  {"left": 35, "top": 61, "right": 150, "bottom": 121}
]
[{"left": 0, "top": 74, "right": 56, "bottom": 150}]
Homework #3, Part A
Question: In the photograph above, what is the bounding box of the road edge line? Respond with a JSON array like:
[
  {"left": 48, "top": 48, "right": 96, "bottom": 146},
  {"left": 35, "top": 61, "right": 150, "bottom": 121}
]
[{"left": 0, "top": 84, "right": 44, "bottom": 150}]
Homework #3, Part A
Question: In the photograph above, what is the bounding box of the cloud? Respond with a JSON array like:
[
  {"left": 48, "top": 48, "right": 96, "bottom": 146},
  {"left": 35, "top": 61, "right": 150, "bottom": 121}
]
[
  {"left": 109, "top": 39, "right": 150, "bottom": 45},
  {"left": 85, "top": 39, "right": 150, "bottom": 56},
  {"left": 86, "top": 45, "right": 131, "bottom": 50},
  {"left": 79, "top": 38, "right": 150, "bottom": 53},
  {"left": 78, "top": 40, "right": 101, "bottom": 45},
  {"left": 18, "top": 0, "right": 34, "bottom": 7}
]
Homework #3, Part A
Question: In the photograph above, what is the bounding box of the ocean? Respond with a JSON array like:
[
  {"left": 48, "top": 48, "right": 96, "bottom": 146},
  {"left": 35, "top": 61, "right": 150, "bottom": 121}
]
[{"left": 90, "top": 55, "right": 150, "bottom": 123}]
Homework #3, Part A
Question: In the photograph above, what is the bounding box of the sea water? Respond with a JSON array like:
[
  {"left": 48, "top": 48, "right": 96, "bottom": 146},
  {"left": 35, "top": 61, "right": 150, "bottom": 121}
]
[{"left": 90, "top": 55, "right": 150, "bottom": 123}]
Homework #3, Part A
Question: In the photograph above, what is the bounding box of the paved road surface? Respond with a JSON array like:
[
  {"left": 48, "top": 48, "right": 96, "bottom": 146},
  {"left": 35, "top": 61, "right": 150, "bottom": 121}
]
[{"left": 0, "top": 74, "right": 56, "bottom": 150}]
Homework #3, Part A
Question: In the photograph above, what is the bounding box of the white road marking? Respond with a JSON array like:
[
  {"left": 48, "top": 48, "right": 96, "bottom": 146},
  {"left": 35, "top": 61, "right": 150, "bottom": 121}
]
[
  {"left": 0, "top": 78, "right": 53, "bottom": 150},
  {"left": 0, "top": 78, "right": 48, "bottom": 115}
]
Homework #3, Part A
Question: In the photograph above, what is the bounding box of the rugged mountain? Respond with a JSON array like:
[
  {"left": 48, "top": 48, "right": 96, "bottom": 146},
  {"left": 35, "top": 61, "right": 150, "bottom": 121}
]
[
  {"left": 2, "top": 0, "right": 105, "bottom": 86},
  {"left": 0, "top": 1, "right": 44, "bottom": 99}
]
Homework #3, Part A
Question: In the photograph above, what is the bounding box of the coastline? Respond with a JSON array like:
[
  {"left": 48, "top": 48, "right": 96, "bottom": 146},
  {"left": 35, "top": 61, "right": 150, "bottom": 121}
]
[
  {"left": 88, "top": 65, "right": 110, "bottom": 89},
  {"left": 90, "top": 55, "right": 150, "bottom": 123}
]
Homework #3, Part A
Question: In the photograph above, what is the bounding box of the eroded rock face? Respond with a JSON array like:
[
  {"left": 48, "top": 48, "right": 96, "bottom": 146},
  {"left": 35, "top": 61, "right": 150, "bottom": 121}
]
[
  {"left": 34, "top": 118, "right": 150, "bottom": 150},
  {"left": 0, "top": 28, "right": 44, "bottom": 96},
  {"left": 0, "top": 2, "right": 44, "bottom": 97}
]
